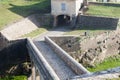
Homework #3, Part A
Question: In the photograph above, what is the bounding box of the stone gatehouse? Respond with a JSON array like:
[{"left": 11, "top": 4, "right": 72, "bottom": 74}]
[{"left": 51, "top": 0, "right": 84, "bottom": 27}]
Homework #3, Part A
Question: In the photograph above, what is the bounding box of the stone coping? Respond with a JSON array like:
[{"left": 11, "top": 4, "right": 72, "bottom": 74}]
[
  {"left": 70, "top": 67, "right": 120, "bottom": 80},
  {"left": 45, "top": 36, "right": 90, "bottom": 75}
]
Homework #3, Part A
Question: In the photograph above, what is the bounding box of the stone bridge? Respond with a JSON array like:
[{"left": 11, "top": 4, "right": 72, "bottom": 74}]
[{"left": 27, "top": 36, "right": 90, "bottom": 80}]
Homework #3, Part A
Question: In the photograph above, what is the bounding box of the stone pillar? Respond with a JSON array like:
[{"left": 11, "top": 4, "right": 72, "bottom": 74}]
[
  {"left": 32, "top": 66, "right": 36, "bottom": 80},
  {"left": 35, "top": 66, "right": 41, "bottom": 80},
  {"left": 71, "top": 15, "right": 77, "bottom": 28},
  {"left": 53, "top": 15, "right": 57, "bottom": 27}
]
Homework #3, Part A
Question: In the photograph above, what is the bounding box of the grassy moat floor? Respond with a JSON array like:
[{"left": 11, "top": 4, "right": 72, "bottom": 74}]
[
  {"left": 86, "top": 4, "right": 120, "bottom": 17},
  {"left": 0, "top": 0, "right": 50, "bottom": 30}
]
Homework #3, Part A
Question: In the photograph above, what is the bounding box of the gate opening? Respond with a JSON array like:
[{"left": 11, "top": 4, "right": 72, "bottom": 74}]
[{"left": 57, "top": 15, "right": 71, "bottom": 26}]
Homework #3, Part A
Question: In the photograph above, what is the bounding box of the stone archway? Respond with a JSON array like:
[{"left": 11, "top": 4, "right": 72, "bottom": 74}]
[{"left": 56, "top": 15, "right": 71, "bottom": 26}]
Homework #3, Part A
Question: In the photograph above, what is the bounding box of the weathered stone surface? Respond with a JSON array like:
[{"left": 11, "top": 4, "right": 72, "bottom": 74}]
[
  {"left": 0, "top": 33, "right": 9, "bottom": 51},
  {"left": 77, "top": 15, "right": 119, "bottom": 30}
]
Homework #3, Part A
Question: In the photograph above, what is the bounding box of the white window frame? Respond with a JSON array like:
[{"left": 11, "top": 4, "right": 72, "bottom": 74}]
[{"left": 61, "top": 3, "right": 66, "bottom": 11}]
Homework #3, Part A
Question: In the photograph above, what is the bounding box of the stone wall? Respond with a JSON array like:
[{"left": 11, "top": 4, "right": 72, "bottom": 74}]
[
  {"left": 45, "top": 36, "right": 90, "bottom": 75},
  {"left": 35, "top": 14, "right": 53, "bottom": 27},
  {"left": 77, "top": 15, "right": 119, "bottom": 30},
  {"left": 0, "top": 38, "right": 28, "bottom": 75},
  {"left": 50, "top": 36, "right": 80, "bottom": 52},
  {"left": 0, "top": 33, "right": 8, "bottom": 51}
]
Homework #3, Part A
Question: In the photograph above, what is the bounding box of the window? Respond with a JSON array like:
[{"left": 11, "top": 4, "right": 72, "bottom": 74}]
[{"left": 61, "top": 3, "right": 66, "bottom": 11}]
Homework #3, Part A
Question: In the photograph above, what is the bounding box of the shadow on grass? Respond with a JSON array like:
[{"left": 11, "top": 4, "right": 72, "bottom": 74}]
[
  {"left": 8, "top": 0, "right": 51, "bottom": 17},
  {"left": 7, "top": 0, "right": 52, "bottom": 31}
]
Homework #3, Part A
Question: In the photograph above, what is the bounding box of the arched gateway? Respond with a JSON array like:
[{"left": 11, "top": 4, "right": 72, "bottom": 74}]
[
  {"left": 57, "top": 15, "right": 71, "bottom": 26},
  {"left": 51, "top": 0, "right": 83, "bottom": 27}
]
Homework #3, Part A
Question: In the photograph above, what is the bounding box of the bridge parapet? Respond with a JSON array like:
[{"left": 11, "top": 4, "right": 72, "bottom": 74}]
[
  {"left": 26, "top": 38, "right": 60, "bottom": 80},
  {"left": 45, "top": 36, "right": 90, "bottom": 75}
]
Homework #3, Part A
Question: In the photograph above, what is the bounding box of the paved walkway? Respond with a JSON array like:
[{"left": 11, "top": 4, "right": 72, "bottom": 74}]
[{"left": 33, "top": 27, "right": 76, "bottom": 80}]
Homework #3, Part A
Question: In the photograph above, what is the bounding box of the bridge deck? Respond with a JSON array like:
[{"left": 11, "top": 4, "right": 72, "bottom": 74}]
[{"left": 34, "top": 41, "right": 76, "bottom": 80}]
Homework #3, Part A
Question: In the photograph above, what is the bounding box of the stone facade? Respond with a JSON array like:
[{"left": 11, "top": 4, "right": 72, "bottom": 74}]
[
  {"left": 51, "top": 0, "right": 83, "bottom": 27},
  {"left": 51, "top": 0, "right": 83, "bottom": 17}
]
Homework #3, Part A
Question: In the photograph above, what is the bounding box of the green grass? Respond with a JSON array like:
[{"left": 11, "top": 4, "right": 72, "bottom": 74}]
[
  {"left": 86, "top": 5, "right": 120, "bottom": 17},
  {"left": 87, "top": 55, "right": 120, "bottom": 72},
  {"left": 0, "top": 0, "right": 50, "bottom": 30},
  {"left": 0, "top": 75, "right": 27, "bottom": 80},
  {"left": 21, "top": 28, "right": 47, "bottom": 38}
]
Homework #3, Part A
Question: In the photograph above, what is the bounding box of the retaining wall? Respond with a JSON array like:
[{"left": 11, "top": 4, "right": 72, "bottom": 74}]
[
  {"left": 0, "top": 38, "right": 28, "bottom": 74},
  {"left": 77, "top": 15, "right": 119, "bottom": 30},
  {"left": 45, "top": 36, "right": 90, "bottom": 75},
  {"left": 35, "top": 14, "right": 53, "bottom": 27}
]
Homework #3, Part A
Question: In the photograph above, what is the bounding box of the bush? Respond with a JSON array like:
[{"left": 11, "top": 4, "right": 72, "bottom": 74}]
[{"left": 0, "top": 75, "right": 27, "bottom": 80}]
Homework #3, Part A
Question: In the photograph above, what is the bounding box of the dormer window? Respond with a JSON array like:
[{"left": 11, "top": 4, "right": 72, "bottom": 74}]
[{"left": 61, "top": 3, "right": 66, "bottom": 11}]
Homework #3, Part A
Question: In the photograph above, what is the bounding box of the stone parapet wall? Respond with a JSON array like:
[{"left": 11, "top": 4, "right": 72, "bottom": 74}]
[
  {"left": 77, "top": 15, "right": 119, "bottom": 30},
  {"left": 71, "top": 67, "right": 120, "bottom": 80},
  {"left": 45, "top": 36, "right": 90, "bottom": 75},
  {"left": 27, "top": 38, "right": 60, "bottom": 80}
]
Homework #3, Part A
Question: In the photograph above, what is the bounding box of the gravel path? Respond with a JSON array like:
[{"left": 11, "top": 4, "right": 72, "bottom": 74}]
[{"left": 33, "top": 27, "right": 76, "bottom": 80}]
